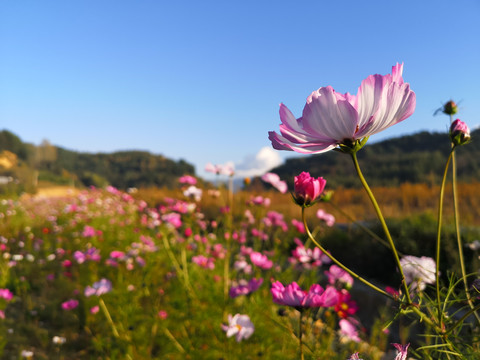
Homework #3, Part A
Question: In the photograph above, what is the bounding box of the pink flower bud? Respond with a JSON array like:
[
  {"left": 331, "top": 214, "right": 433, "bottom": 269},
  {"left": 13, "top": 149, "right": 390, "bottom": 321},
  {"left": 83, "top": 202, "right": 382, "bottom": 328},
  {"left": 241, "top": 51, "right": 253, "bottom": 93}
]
[
  {"left": 450, "top": 119, "right": 471, "bottom": 146},
  {"left": 293, "top": 172, "right": 326, "bottom": 206}
]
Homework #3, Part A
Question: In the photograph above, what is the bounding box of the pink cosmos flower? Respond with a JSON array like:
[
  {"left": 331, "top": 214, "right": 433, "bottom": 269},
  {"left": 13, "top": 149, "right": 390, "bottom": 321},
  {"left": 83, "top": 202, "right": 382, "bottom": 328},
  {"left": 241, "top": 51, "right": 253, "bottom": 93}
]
[
  {"left": 221, "top": 314, "right": 254, "bottom": 342},
  {"left": 289, "top": 239, "right": 330, "bottom": 269},
  {"left": 293, "top": 172, "right": 326, "bottom": 206},
  {"left": 261, "top": 172, "right": 288, "bottom": 194},
  {"left": 0, "top": 288, "right": 13, "bottom": 301},
  {"left": 271, "top": 281, "right": 338, "bottom": 308},
  {"left": 348, "top": 353, "right": 363, "bottom": 360},
  {"left": 90, "top": 305, "right": 99, "bottom": 314},
  {"left": 61, "top": 299, "right": 79, "bottom": 310},
  {"left": 392, "top": 343, "right": 410, "bottom": 360},
  {"left": 192, "top": 255, "right": 215, "bottom": 270},
  {"left": 291, "top": 219, "right": 305, "bottom": 233},
  {"left": 157, "top": 310, "right": 168, "bottom": 319},
  {"left": 250, "top": 251, "right": 273, "bottom": 270},
  {"left": 316, "top": 209, "right": 335, "bottom": 227},
  {"left": 269, "top": 63, "right": 416, "bottom": 154},
  {"left": 178, "top": 175, "right": 197, "bottom": 185}
]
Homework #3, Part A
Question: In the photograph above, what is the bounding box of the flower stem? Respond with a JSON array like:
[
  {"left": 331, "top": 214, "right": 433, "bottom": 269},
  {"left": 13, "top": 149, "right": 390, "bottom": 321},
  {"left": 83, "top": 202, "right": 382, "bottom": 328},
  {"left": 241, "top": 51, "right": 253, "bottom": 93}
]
[
  {"left": 99, "top": 297, "right": 120, "bottom": 338},
  {"left": 350, "top": 153, "right": 411, "bottom": 304},
  {"left": 451, "top": 145, "right": 480, "bottom": 324},
  {"left": 302, "top": 207, "right": 392, "bottom": 300},
  {"left": 435, "top": 150, "right": 453, "bottom": 326},
  {"left": 299, "top": 310, "right": 304, "bottom": 360}
]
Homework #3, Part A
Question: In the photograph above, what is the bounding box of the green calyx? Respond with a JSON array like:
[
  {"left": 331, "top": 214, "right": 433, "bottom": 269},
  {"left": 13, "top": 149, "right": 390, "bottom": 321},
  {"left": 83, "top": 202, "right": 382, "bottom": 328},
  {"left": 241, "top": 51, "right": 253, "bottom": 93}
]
[{"left": 335, "top": 137, "right": 369, "bottom": 154}]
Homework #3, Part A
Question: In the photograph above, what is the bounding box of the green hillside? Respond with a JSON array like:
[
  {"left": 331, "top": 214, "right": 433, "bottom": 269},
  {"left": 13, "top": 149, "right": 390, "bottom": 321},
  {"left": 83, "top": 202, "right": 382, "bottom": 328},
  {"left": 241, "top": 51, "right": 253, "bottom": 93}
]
[{"left": 269, "top": 129, "right": 480, "bottom": 188}]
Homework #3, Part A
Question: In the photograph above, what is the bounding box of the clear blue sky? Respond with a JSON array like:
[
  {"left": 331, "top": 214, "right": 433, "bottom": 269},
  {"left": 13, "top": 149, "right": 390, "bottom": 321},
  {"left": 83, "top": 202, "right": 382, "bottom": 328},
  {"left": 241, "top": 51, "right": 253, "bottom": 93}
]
[{"left": 1, "top": 0, "right": 479, "bottom": 180}]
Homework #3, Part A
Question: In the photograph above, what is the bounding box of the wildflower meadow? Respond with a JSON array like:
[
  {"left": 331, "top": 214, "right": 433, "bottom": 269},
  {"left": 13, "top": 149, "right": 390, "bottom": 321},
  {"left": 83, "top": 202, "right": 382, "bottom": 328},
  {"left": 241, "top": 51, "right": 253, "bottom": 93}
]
[{"left": 1, "top": 63, "right": 480, "bottom": 359}]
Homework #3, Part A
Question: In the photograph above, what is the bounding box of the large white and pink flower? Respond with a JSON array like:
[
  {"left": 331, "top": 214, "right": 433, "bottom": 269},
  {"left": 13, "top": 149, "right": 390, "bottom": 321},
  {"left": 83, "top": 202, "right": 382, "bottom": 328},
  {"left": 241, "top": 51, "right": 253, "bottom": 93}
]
[{"left": 269, "top": 63, "right": 416, "bottom": 154}]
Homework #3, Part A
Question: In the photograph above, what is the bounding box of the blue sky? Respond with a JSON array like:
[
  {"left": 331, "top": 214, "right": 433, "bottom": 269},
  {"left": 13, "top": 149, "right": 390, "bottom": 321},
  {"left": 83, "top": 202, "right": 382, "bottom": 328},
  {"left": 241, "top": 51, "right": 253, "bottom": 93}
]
[{"left": 1, "top": 0, "right": 479, "bottom": 180}]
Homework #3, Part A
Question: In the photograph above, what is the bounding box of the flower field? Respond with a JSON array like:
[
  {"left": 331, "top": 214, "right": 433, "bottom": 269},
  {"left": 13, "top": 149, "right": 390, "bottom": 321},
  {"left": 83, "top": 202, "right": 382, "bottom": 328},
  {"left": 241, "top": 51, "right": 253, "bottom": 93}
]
[{"left": 1, "top": 63, "right": 480, "bottom": 359}]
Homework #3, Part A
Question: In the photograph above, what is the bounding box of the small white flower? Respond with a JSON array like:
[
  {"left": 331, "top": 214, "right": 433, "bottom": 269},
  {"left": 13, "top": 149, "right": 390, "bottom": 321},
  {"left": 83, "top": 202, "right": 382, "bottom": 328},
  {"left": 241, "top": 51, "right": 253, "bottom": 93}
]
[
  {"left": 221, "top": 314, "right": 254, "bottom": 342},
  {"left": 52, "top": 335, "right": 66, "bottom": 345}
]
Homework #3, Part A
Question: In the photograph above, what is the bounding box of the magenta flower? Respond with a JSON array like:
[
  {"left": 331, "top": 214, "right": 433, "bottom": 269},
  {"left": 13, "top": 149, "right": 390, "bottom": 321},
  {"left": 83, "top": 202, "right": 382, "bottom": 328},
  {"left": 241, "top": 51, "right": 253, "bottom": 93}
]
[
  {"left": 269, "top": 63, "right": 416, "bottom": 154},
  {"left": 450, "top": 119, "right": 471, "bottom": 146},
  {"left": 271, "top": 281, "right": 338, "bottom": 308},
  {"left": 221, "top": 314, "right": 254, "bottom": 342},
  {"left": 0, "top": 288, "right": 13, "bottom": 301},
  {"left": 229, "top": 278, "right": 263, "bottom": 298},
  {"left": 178, "top": 175, "right": 197, "bottom": 185},
  {"left": 250, "top": 251, "right": 273, "bottom": 270},
  {"left": 293, "top": 172, "right": 326, "bottom": 206},
  {"left": 261, "top": 172, "right": 288, "bottom": 194},
  {"left": 392, "top": 343, "right": 410, "bottom": 360},
  {"left": 61, "top": 299, "right": 79, "bottom": 310}
]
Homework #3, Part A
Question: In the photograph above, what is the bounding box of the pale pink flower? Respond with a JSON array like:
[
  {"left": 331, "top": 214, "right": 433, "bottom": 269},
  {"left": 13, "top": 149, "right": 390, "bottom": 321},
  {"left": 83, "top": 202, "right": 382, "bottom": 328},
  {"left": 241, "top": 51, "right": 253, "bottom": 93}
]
[
  {"left": 221, "top": 314, "right": 254, "bottom": 342},
  {"left": 339, "top": 318, "right": 361, "bottom": 342},
  {"left": 269, "top": 63, "right": 416, "bottom": 154},
  {"left": 348, "top": 353, "right": 363, "bottom": 360},
  {"left": 293, "top": 172, "right": 326, "bottom": 206},
  {"left": 192, "top": 255, "right": 215, "bottom": 270},
  {"left": 291, "top": 219, "right": 305, "bottom": 233},
  {"left": 316, "top": 209, "right": 335, "bottom": 226},
  {"left": 229, "top": 278, "right": 263, "bottom": 298},
  {"left": 82, "top": 225, "right": 97, "bottom": 238},
  {"left": 90, "top": 305, "right": 99, "bottom": 314},
  {"left": 84, "top": 278, "right": 112, "bottom": 297},
  {"left": 261, "top": 172, "right": 288, "bottom": 194},
  {"left": 250, "top": 251, "right": 273, "bottom": 270},
  {"left": 392, "top": 343, "right": 410, "bottom": 360},
  {"left": 400, "top": 255, "right": 436, "bottom": 292},
  {"left": 325, "top": 264, "right": 354, "bottom": 289}
]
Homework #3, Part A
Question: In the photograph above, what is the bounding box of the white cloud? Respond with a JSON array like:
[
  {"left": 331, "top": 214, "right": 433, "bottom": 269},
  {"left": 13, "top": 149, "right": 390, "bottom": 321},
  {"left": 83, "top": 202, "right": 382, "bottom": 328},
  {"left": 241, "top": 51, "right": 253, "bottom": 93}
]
[{"left": 234, "top": 146, "right": 283, "bottom": 178}]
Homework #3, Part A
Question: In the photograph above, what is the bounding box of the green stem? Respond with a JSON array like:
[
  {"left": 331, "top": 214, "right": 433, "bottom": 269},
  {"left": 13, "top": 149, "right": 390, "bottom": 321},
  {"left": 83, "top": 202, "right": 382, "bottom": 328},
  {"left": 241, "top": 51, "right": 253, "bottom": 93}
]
[
  {"left": 302, "top": 207, "right": 392, "bottom": 300},
  {"left": 444, "top": 303, "right": 480, "bottom": 335},
  {"left": 436, "top": 150, "right": 453, "bottom": 327},
  {"left": 99, "top": 297, "right": 120, "bottom": 338},
  {"left": 350, "top": 153, "right": 411, "bottom": 304},
  {"left": 299, "top": 310, "right": 304, "bottom": 360},
  {"left": 451, "top": 147, "right": 480, "bottom": 324}
]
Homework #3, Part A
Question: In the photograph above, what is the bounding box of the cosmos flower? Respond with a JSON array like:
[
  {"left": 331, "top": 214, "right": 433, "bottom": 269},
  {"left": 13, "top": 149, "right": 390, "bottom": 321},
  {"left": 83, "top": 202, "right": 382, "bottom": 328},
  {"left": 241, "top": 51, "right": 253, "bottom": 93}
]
[
  {"left": 269, "top": 63, "right": 416, "bottom": 154},
  {"left": 261, "top": 172, "right": 288, "bottom": 194},
  {"left": 271, "top": 281, "right": 338, "bottom": 308},
  {"left": 400, "top": 255, "right": 436, "bottom": 292},
  {"left": 221, "top": 314, "right": 255, "bottom": 342}
]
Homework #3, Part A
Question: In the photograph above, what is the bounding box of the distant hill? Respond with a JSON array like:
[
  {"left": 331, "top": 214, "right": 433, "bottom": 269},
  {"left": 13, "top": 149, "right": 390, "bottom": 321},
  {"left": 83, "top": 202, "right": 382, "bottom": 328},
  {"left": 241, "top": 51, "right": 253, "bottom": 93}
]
[
  {"left": 0, "top": 130, "right": 195, "bottom": 191},
  {"left": 268, "top": 129, "right": 480, "bottom": 189}
]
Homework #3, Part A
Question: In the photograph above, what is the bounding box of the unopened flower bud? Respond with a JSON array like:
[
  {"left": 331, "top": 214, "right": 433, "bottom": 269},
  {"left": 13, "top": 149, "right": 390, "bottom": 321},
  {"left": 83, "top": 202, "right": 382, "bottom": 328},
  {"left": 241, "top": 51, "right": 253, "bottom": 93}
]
[
  {"left": 293, "top": 172, "right": 326, "bottom": 207},
  {"left": 443, "top": 100, "right": 458, "bottom": 115},
  {"left": 450, "top": 119, "right": 471, "bottom": 146}
]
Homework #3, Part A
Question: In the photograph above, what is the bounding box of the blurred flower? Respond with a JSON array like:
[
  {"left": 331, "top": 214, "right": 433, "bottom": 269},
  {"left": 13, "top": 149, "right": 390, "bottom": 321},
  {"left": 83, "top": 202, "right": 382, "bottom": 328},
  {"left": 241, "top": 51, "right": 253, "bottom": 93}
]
[
  {"left": 335, "top": 289, "right": 358, "bottom": 318},
  {"left": 90, "top": 305, "right": 100, "bottom": 314},
  {"left": 183, "top": 185, "right": 203, "bottom": 201},
  {"left": 84, "top": 278, "right": 112, "bottom": 297},
  {"left": 271, "top": 281, "right": 338, "bottom": 308},
  {"left": 261, "top": 172, "right": 288, "bottom": 193},
  {"left": 229, "top": 278, "right": 263, "bottom": 298},
  {"left": 291, "top": 219, "right": 305, "bottom": 233},
  {"left": 269, "top": 63, "right": 416, "bottom": 154},
  {"left": 52, "top": 336, "right": 66, "bottom": 345},
  {"left": 221, "top": 314, "right": 254, "bottom": 342},
  {"left": 192, "top": 255, "right": 215, "bottom": 270},
  {"left": 339, "top": 318, "right": 361, "bottom": 342},
  {"left": 61, "top": 299, "right": 79, "bottom": 310},
  {"left": 392, "top": 343, "right": 410, "bottom": 360},
  {"left": 316, "top": 209, "right": 335, "bottom": 226},
  {"left": 466, "top": 240, "right": 480, "bottom": 251},
  {"left": 348, "top": 353, "right": 363, "bottom": 360},
  {"left": 21, "top": 350, "right": 34, "bottom": 358},
  {"left": 293, "top": 172, "right": 326, "bottom": 206},
  {"left": 400, "top": 255, "right": 436, "bottom": 292},
  {"left": 438, "top": 100, "right": 458, "bottom": 116},
  {"left": 250, "top": 251, "right": 273, "bottom": 270},
  {"left": 157, "top": 310, "right": 168, "bottom": 319},
  {"left": 178, "top": 175, "right": 197, "bottom": 185},
  {"left": 450, "top": 119, "right": 471, "bottom": 146},
  {"left": 289, "top": 239, "right": 330, "bottom": 269},
  {"left": 325, "top": 265, "right": 354, "bottom": 289},
  {"left": 0, "top": 288, "right": 13, "bottom": 301}
]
